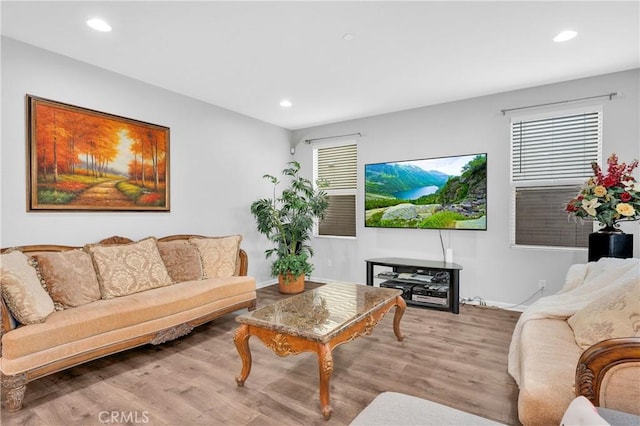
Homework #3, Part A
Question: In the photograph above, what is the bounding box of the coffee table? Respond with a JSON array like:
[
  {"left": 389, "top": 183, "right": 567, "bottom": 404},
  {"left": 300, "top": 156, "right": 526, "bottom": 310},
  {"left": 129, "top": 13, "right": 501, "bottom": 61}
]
[{"left": 233, "top": 282, "right": 406, "bottom": 420}]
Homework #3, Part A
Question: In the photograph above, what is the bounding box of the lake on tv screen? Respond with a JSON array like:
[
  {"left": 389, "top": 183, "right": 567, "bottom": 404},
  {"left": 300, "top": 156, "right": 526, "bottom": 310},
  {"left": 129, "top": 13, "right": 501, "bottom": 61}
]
[{"left": 394, "top": 185, "right": 439, "bottom": 200}]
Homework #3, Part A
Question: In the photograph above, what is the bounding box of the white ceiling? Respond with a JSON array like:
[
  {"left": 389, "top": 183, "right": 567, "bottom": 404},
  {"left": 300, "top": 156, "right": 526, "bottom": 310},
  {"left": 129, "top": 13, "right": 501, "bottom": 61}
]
[{"left": 2, "top": 1, "right": 638, "bottom": 130}]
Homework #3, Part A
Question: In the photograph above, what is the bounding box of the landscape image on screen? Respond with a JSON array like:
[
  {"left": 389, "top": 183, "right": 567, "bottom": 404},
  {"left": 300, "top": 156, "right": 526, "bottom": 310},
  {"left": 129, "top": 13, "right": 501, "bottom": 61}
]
[{"left": 365, "top": 153, "right": 487, "bottom": 230}]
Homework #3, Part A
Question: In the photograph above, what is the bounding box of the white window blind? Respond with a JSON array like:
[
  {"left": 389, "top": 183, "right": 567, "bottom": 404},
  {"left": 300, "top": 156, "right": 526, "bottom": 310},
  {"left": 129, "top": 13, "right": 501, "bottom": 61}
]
[
  {"left": 512, "top": 111, "right": 600, "bottom": 181},
  {"left": 315, "top": 143, "right": 357, "bottom": 237},
  {"left": 510, "top": 109, "right": 601, "bottom": 248}
]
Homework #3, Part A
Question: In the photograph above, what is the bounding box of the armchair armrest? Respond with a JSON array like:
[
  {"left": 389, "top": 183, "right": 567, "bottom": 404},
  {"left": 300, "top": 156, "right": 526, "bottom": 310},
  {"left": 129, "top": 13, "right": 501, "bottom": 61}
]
[{"left": 575, "top": 337, "right": 640, "bottom": 407}]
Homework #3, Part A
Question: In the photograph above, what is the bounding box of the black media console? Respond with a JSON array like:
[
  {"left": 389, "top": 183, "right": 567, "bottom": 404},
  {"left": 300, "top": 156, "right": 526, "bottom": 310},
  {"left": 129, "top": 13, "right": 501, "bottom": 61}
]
[{"left": 365, "top": 257, "right": 462, "bottom": 314}]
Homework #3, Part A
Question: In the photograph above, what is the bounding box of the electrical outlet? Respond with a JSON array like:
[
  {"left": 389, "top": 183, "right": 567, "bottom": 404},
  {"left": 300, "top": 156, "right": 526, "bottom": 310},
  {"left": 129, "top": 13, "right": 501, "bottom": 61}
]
[{"left": 538, "top": 279, "right": 546, "bottom": 290}]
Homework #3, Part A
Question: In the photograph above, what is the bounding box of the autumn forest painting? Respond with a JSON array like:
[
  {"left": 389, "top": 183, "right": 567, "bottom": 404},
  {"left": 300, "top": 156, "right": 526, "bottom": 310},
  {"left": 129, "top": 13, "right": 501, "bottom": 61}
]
[{"left": 28, "top": 96, "right": 169, "bottom": 211}]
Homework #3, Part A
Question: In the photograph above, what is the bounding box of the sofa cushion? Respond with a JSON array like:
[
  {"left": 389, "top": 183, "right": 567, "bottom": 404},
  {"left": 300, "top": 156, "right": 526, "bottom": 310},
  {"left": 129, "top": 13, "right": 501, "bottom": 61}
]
[
  {"left": 599, "top": 362, "right": 640, "bottom": 415},
  {"left": 1, "top": 275, "right": 256, "bottom": 361},
  {"left": 33, "top": 250, "right": 101, "bottom": 310},
  {"left": 189, "top": 235, "right": 242, "bottom": 278},
  {"left": 517, "top": 318, "right": 582, "bottom": 426},
  {"left": 157, "top": 240, "right": 203, "bottom": 282},
  {"left": 350, "top": 392, "right": 504, "bottom": 425},
  {"left": 0, "top": 251, "right": 55, "bottom": 324},
  {"left": 87, "top": 237, "right": 172, "bottom": 299},
  {"left": 568, "top": 279, "right": 640, "bottom": 350}
]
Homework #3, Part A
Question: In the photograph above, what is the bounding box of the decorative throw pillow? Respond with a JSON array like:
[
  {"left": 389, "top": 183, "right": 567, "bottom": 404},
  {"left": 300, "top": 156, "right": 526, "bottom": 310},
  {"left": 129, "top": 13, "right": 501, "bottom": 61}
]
[
  {"left": 568, "top": 279, "right": 640, "bottom": 349},
  {"left": 33, "top": 249, "right": 101, "bottom": 310},
  {"left": 157, "top": 240, "right": 203, "bottom": 282},
  {"left": 0, "top": 251, "right": 55, "bottom": 324},
  {"left": 189, "top": 235, "right": 242, "bottom": 278},
  {"left": 87, "top": 237, "right": 172, "bottom": 299},
  {"left": 1, "top": 296, "right": 19, "bottom": 331}
]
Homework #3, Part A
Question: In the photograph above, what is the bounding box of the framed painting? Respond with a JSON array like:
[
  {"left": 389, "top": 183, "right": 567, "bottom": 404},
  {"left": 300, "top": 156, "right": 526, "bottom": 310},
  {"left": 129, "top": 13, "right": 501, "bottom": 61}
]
[{"left": 27, "top": 95, "right": 170, "bottom": 211}]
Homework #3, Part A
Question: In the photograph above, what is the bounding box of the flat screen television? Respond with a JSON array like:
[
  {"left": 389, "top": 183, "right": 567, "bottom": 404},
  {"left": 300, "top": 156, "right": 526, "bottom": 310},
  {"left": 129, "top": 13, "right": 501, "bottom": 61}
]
[{"left": 365, "top": 153, "right": 487, "bottom": 230}]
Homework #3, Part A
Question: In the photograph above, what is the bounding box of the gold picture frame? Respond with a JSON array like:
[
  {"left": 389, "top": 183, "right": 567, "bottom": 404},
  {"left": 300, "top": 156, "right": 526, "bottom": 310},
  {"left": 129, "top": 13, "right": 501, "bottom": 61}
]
[{"left": 27, "top": 95, "right": 170, "bottom": 211}]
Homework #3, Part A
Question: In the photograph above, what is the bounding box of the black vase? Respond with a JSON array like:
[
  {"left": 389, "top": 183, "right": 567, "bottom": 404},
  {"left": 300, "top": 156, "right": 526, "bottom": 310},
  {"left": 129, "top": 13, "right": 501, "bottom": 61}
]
[{"left": 588, "top": 226, "right": 633, "bottom": 262}]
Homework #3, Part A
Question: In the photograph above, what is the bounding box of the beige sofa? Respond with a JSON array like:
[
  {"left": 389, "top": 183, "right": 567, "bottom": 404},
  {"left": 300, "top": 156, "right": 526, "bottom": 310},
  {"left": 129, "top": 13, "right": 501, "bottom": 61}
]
[
  {"left": 0, "top": 234, "right": 256, "bottom": 412},
  {"left": 508, "top": 257, "right": 640, "bottom": 425}
]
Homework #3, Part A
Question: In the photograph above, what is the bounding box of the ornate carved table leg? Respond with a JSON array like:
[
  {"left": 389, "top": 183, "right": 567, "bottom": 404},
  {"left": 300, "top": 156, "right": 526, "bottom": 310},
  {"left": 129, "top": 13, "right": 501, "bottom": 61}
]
[
  {"left": 233, "top": 324, "right": 252, "bottom": 386},
  {"left": 317, "top": 343, "right": 334, "bottom": 420},
  {"left": 393, "top": 295, "right": 406, "bottom": 341},
  {"left": 2, "top": 373, "right": 27, "bottom": 412}
]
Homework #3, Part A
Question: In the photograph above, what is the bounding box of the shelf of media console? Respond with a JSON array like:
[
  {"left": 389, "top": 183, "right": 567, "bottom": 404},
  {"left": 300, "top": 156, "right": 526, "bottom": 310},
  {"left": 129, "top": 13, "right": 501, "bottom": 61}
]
[
  {"left": 377, "top": 279, "right": 452, "bottom": 310},
  {"left": 365, "top": 257, "right": 462, "bottom": 314},
  {"left": 374, "top": 274, "right": 446, "bottom": 285}
]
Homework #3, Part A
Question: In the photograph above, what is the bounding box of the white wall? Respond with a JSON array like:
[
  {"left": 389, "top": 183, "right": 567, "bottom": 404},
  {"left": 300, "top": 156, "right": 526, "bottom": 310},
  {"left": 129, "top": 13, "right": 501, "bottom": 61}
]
[
  {"left": 292, "top": 69, "right": 640, "bottom": 307},
  {"left": 3, "top": 38, "right": 637, "bottom": 301},
  {"left": 0, "top": 37, "right": 291, "bottom": 285}
]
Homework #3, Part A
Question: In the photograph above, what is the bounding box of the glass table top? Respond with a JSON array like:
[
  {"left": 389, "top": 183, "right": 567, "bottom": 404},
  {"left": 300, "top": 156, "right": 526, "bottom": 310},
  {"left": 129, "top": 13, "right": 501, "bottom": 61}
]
[{"left": 236, "top": 282, "right": 402, "bottom": 343}]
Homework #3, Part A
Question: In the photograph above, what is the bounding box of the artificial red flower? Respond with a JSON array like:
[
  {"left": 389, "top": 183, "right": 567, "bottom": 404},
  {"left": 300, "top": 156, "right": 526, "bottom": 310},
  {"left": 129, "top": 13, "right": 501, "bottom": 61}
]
[
  {"left": 565, "top": 204, "right": 579, "bottom": 213},
  {"left": 567, "top": 153, "right": 640, "bottom": 228}
]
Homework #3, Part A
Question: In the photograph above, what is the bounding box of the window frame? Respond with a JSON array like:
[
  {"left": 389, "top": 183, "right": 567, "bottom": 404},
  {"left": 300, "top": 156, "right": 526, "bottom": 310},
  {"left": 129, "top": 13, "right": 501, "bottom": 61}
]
[
  {"left": 509, "top": 106, "right": 602, "bottom": 250},
  {"left": 312, "top": 139, "right": 358, "bottom": 239}
]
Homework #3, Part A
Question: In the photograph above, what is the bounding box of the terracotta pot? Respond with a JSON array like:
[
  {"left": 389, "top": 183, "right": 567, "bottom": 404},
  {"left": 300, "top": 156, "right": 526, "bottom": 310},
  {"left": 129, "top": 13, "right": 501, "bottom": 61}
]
[{"left": 278, "top": 273, "right": 305, "bottom": 294}]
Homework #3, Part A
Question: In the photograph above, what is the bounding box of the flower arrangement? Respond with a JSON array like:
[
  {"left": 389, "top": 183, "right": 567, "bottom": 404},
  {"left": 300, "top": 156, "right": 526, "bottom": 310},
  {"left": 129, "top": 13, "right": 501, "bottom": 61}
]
[{"left": 566, "top": 153, "right": 640, "bottom": 230}]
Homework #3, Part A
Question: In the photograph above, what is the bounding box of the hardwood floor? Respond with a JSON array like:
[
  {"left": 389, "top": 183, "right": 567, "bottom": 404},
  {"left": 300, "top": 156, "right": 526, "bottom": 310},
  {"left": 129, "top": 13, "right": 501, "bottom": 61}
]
[{"left": 1, "top": 282, "right": 522, "bottom": 425}]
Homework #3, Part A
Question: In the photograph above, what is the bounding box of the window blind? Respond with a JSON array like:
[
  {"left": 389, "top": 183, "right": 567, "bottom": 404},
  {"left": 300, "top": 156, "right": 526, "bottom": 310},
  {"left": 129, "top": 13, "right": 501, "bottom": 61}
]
[
  {"left": 318, "top": 195, "right": 356, "bottom": 237},
  {"left": 510, "top": 110, "right": 601, "bottom": 248},
  {"left": 515, "top": 185, "right": 591, "bottom": 247},
  {"left": 316, "top": 144, "right": 357, "bottom": 189},
  {"left": 512, "top": 112, "right": 600, "bottom": 181},
  {"left": 315, "top": 143, "right": 357, "bottom": 237}
]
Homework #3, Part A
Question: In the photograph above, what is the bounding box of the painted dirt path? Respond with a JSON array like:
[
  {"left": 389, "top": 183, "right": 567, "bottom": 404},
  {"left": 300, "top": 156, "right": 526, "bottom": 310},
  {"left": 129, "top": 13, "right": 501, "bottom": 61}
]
[{"left": 68, "top": 180, "right": 134, "bottom": 207}]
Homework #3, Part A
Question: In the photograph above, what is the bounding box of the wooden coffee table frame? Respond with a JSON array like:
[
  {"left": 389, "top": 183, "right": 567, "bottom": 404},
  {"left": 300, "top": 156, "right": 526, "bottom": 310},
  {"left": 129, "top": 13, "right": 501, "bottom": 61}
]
[{"left": 233, "top": 294, "right": 406, "bottom": 420}]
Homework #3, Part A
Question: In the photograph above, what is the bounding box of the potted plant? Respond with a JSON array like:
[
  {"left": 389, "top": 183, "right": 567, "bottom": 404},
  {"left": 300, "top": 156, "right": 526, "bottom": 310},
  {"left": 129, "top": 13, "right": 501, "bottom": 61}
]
[
  {"left": 566, "top": 153, "right": 639, "bottom": 229},
  {"left": 565, "top": 153, "right": 639, "bottom": 260},
  {"left": 251, "top": 161, "right": 329, "bottom": 294}
]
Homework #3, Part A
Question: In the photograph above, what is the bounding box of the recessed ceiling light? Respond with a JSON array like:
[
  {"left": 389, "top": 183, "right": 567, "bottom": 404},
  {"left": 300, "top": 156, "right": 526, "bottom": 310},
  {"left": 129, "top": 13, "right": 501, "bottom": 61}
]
[
  {"left": 343, "top": 33, "right": 355, "bottom": 41},
  {"left": 87, "top": 18, "right": 112, "bottom": 32},
  {"left": 280, "top": 99, "right": 293, "bottom": 108},
  {"left": 553, "top": 30, "right": 577, "bottom": 43}
]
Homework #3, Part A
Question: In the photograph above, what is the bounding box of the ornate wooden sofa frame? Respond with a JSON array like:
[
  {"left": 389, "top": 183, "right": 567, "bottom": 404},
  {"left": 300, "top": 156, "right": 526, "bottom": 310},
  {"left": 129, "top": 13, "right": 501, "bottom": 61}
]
[
  {"left": 1, "top": 235, "right": 256, "bottom": 412},
  {"left": 575, "top": 336, "right": 640, "bottom": 410}
]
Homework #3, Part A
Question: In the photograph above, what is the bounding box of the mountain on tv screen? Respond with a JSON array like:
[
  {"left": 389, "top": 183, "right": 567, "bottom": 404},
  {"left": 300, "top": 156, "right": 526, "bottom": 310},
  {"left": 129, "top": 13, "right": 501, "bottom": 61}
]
[{"left": 365, "top": 153, "right": 487, "bottom": 230}]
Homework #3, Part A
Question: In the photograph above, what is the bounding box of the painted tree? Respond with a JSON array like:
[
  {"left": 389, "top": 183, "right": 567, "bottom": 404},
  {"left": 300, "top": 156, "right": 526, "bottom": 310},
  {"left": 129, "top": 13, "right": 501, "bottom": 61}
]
[
  {"left": 126, "top": 124, "right": 166, "bottom": 191},
  {"left": 35, "top": 101, "right": 163, "bottom": 193},
  {"left": 79, "top": 116, "right": 120, "bottom": 178},
  {"left": 60, "top": 108, "right": 92, "bottom": 175},
  {"left": 35, "top": 104, "right": 73, "bottom": 182},
  {"left": 128, "top": 130, "right": 147, "bottom": 187}
]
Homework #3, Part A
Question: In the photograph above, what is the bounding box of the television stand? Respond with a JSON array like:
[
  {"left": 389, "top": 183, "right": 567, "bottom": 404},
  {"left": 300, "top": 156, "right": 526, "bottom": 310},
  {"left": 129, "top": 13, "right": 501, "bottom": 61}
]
[{"left": 365, "top": 257, "right": 462, "bottom": 314}]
